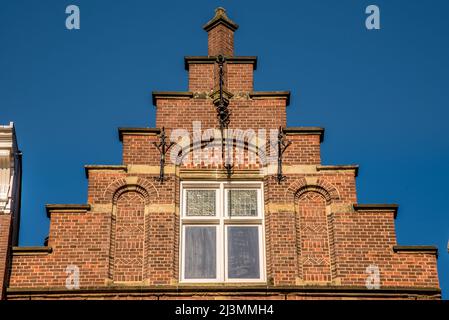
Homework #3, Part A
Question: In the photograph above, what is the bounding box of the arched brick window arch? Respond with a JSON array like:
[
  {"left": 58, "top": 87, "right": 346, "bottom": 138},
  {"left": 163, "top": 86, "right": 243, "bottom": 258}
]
[{"left": 173, "top": 138, "right": 264, "bottom": 167}]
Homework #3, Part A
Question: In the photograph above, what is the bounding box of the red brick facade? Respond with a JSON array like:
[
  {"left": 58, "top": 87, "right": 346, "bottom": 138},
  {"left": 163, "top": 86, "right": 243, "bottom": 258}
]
[
  {"left": 1, "top": 8, "right": 440, "bottom": 300},
  {"left": 0, "top": 214, "right": 12, "bottom": 299}
]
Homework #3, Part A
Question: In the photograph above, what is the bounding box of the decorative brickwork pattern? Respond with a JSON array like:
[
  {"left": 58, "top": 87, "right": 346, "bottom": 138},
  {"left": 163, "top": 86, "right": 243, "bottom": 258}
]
[
  {"left": 111, "top": 191, "right": 146, "bottom": 282},
  {"left": 2, "top": 7, "right": 441, "bottom": 300},
  {"left": 297, "top": 192, "right": 332, "bottom": 283}
]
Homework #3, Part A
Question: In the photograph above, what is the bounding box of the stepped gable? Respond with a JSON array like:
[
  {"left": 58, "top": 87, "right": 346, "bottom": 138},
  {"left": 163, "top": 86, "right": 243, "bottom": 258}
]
[{"left": 3, "top": 8, "right": 440, "bottom": 300}]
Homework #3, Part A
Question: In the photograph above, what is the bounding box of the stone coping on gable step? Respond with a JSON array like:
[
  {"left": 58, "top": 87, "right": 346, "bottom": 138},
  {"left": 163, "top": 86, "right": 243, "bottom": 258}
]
[
  {"left": 12, "top": 246, "right": 53, "bottom": 256},
  {"left": 249, "top": 91, "right": 290, "bottom": 106},
  {"left": 45, "top": 204, "right": 91, "bottom": 218},
  {"left": 283, "top": 127, "right": 324, "bottom": 142},
  {"left": 393, "top": 245, "right": 439, "bottom": 256},
  {"left": 84, "top": 165, "right": 128, "bottom": 178},
  {"left": 184, "top": 56, "right": 257, "bottom": 70},
  {"left": 152, "top": 91, "right": 291, "bottom": 106},
  {"left": 118, "top": 127, "right": 161, "bottom": 141},
  {"left": 152, "top": 92, "right": 194, "bottom": 106},
  {"left": 353, "top": 204, "right": 399, "bottom": 218}
]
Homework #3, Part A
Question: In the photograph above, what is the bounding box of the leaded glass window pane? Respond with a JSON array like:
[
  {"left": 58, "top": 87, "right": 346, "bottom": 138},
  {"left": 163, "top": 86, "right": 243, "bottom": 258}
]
[
  {"left": 228, "top": 190, "right": 258, "bottom": 216},
  {"left": 184, "top": 226, "right": 216, "bottom": 279},
  {"left": 227, "top": 226, "right": 260, "bottom": 279},
  {"left": 186, "top": 190, "right": 216, "bottom": 216}
]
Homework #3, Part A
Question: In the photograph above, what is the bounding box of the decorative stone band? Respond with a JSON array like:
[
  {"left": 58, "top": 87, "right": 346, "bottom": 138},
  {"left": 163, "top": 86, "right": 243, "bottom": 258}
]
[
  {"left": 317, "top": 165, "right": 359, "bottom": 177},
  {"left": 265, "top": 203, "right": 295, "bottom": 213},
  {"left": 127, "top": 165, "right": 176, "bottom": 175},
  {"left": 353, "top": 204, "right": 399, "bottom": 219},
  {"left": 45, "top": 204, "right": 91, "bottom": 218},
  {"left": 6, "top": 285, "right": 441, "bottom": 299},
  {"left": 184, "top": 56, "right": 258, "bottom": 70},
  {"left": 12, "top": 246, "right": 53, "bottom": 256},
  {"left": 266, "top": 203, "right": 399, "bottom": 216},
  {"left": 83, "top": 165, "right": 359, "bottom": 179}
]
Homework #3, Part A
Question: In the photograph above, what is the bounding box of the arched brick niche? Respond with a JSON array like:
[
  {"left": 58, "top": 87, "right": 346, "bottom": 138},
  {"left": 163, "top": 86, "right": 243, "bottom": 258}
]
[
  {"left": 292, "top": 180, "right": 339, "bottom": 285},
  {"left": 109, "top": 185, "right": 150, "bottom": 283},
  {"left": 296, "top": 190, "right": 332, "bottom": 283}
]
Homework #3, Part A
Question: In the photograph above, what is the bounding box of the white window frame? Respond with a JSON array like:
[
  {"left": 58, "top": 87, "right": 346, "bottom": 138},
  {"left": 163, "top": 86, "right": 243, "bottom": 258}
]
[
  {"left": 180, "top": 181, "right": 266, "bottom": 283},
  {"left": 224, "top": 224, "right": 265, "bottom": 282},
  {"left": 181, "top": 224, "right": 221, "bottom": 283}
]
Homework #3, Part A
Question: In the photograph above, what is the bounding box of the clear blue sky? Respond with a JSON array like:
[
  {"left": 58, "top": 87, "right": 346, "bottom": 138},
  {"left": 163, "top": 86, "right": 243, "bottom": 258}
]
[{"left": 0, "top": 0, "right": 448, "bottom": 298}]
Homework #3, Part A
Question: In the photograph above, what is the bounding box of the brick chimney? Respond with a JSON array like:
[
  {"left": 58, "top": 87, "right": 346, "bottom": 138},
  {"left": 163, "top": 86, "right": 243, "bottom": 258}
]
[{"left": 203, "top": 7, "right": 239, "bottom": 56}]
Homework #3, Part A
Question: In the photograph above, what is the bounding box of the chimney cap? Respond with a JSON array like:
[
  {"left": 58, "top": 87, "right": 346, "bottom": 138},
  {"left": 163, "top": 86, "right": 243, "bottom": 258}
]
[{"left": 203, "top": 7, "right": 239, "bottom": 32}]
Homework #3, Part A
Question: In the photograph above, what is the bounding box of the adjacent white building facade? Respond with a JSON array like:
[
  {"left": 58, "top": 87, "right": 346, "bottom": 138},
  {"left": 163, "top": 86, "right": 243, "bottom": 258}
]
[{"left": 0, "top": 122, "right": 21, "bottom": 246}]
